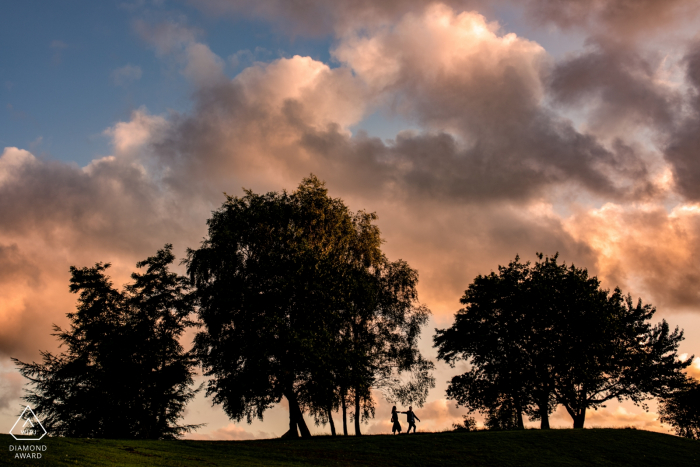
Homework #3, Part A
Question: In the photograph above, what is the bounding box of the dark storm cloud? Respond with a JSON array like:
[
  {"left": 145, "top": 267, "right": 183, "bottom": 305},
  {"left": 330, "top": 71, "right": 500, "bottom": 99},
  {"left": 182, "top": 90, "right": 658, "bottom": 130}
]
[
  {"left": 521, "top": 0, "right": 698, "bottom": 37},
  {"left": 549, "top": 37, "right": 681, "bottom": 136},
  {"left": 664, "top": 40, "right": 700, "bottom": 201},
  {"left": 296, "top": 121, "right": 652, "bottom": 205}
]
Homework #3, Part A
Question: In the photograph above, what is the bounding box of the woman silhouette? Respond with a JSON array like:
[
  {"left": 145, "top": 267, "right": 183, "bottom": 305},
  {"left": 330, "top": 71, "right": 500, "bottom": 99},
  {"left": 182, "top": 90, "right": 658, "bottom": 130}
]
[{"left": 391, "top": 406, "right": 402, "bottom": 434}]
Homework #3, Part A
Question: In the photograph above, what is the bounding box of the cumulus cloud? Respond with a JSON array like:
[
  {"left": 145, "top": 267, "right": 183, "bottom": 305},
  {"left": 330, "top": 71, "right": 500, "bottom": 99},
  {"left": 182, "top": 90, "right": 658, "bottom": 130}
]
[
  {"left": 564, "top": 200, "right": 700, "bottom": 311},
  {"left": 0, "top": 120, "right": 208, "bottom": 361}
]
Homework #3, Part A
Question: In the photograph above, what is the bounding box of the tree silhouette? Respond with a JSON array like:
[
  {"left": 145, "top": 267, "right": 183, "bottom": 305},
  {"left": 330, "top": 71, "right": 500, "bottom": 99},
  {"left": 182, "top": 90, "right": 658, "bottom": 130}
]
[
  {"left": 12, "top": 245, "right": 200, "bottom": 439},
  {"left": 186, "top": 175, "right": 432, "bottom": 437},
  {"left": 658, "top": 377, "right": 700, "bottom": 439},
  {"left": 435, "top": 253, "right": 691, "bottom": 429},
  {"left": 434, "top": 256, "right": 532, "bottom": 429}
]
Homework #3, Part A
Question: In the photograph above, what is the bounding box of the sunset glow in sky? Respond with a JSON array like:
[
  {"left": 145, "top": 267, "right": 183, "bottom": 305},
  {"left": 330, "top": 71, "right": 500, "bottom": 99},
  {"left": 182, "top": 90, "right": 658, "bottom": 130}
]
[{"left": 2, "top": 0, "right": 700, "bottom": 438}]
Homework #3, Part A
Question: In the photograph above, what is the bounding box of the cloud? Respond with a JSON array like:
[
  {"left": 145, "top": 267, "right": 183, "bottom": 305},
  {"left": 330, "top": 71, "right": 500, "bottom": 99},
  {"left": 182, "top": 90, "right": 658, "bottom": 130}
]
[
  {"left": 103, "top": 108, "right": 167, "bottom": 156},
  {"left": 0, "top": 365, "right": 23, "bottom": 414},
  {"left": 681, "top": 356, "right": 700, "bottom": 380},
  {"left": 523, "top": 0, "right": 700, "bottom": 37},
  {"left": 50, "top": 40, "right": 68, "bottom": 64},
  {"left": 0, "top": 136, "right": 208, "bottom": 361},
  {"left": 549, "top": 37, "right": 681, "bottom": 138},
  {"left": 111, "top": 64, "right": 143, "bottom": 86},
  {"left": 187, "top": 1, "right": 700, "bottom": 40},
  {"left": 50, "top": 40, "right": 67, "bottom": 50},
  {"left": 664, "top": 40, "right": 700, "bottom": 201},
  {"left": 548, "top": 404, "right": 666, "bottom": 431},
  {"left": 134, "top": 19, "right": 226, "bottom": 87},
  {"left": 186, "top": 423, "right": 274, "bottom": 440},
  {"left": 563, "top": 200, "right": 700, "bottom": 311},
  {"left": 187, "top": 0, "right": 490, "bottom": 36},
  {"left": 133, "top": 19, "right": 200, "bottom": 56}
]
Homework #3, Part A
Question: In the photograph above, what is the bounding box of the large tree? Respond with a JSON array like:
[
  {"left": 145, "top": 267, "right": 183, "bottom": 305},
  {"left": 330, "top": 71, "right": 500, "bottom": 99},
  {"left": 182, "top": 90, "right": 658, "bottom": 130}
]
[
  {"left": 187, "top": 175, "right": 433, "bottom": 437},
  {"left": 13, "top": 245, "right": 200, "bottom": 439},
  {"left": 435, "top": 253, "right": 691, "bottom": 430}
]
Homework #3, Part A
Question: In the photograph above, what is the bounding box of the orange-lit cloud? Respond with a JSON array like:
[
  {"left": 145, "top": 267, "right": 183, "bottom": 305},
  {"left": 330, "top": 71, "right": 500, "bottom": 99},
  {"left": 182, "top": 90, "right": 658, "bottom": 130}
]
[
  {"left": 564, "top": 200, "right": 700, "bottom": 311},
  {"left": 548, "top": 404, "right": 666, "bottom": 432},
  {"left": 186, "top": 423, "right": 274, "bottom": 440}
]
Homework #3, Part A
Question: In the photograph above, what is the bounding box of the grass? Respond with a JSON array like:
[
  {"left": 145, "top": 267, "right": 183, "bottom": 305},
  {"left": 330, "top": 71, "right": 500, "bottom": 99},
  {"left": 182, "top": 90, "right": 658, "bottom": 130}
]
[{"left": 1, "top": 429, "right": 699, "bottom": 466}]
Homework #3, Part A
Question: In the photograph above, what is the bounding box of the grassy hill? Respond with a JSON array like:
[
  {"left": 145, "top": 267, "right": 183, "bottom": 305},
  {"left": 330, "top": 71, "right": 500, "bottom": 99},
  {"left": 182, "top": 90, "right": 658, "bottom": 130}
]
[{"left": 1, "top": 429, "right": 698, "bottom": 466}]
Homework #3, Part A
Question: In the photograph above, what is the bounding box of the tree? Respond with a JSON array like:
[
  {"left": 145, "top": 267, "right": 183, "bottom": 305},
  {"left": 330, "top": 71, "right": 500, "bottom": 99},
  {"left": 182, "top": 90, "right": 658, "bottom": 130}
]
[
  {"left": 187, "top": 176, "right": 369, "bottom": 438},
  {"left": 12, "top": 245, "right": 200, "bottom": 439},
  {"left": 435, "top": 253, "right": 691, "bottom": 430},
  {"left": 658, "top": 378, "right": 700, "bottom": 439},
  {"left": 434, "top": 256, "right": 532, "bottom": 430},
  {"left": 187, "top": 175, "right": 433, "bottom": 438},
  {"left": 340, "top": 257, "right": 435, "bottom": 436},
  {"left": 549, "top": 273, "right": 690, "bottom": 428}
]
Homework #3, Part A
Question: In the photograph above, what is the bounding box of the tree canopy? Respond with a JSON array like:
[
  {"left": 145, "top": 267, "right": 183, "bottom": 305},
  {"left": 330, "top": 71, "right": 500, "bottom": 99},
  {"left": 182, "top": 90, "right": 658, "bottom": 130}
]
[
  {"left": 434, "top": 253, "right": 691, "bottom": 429},
  {"left": 186, "top": 175, "right": 432, "bottom": 437},
  {"left": 13, "top": 245, "right": 200, "bottom": 439},
  {"left": 658, "top": 377, "right": 700, "bottom": 439}
]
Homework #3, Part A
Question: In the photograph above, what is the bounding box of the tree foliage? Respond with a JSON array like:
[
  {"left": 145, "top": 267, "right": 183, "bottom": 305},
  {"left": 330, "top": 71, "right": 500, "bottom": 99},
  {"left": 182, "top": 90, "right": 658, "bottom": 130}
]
[
  {"left": 658, "top": 378, "right": 700, "bottom": 439},
  {"left": 12, "top": 245, "right": 200, "bottom": 439},
  {"left": 186, "top": 175, "right": 432, "bottom": 437},
  {"left": 434, "top": 253, "right": 690, "bottom": 429}
]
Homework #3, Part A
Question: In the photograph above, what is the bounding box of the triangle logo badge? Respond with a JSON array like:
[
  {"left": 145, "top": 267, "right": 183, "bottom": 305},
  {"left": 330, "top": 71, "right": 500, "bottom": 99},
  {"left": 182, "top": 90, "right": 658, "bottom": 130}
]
[{"left": 10, "top": 406, "right": 47, "bottom": 441}]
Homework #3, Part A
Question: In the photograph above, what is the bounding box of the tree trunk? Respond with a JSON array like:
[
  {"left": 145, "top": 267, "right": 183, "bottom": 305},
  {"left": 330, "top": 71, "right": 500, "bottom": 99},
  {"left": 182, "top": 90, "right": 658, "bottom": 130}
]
[
  {"left": 281, "top": 398, "right": 299, "bottom": 439},
  {"left": 539, "top": 410, "right": 550, "bottom": 430},
  {"left": 282, "top": 389, "right": 312, "bottom": 438},
  {"left": 573, "top": 409, "right": 586, "bottom": 429},
  {"left": 515, "top": 397, "right": 524, "bottom": 430},
  {"left": 328, "top": 405, "right": 336, "bottom": 436},
  {"left": 539, "top": 393, "right": 550, "bottom": 430},
  {"left": 341, "top": 388, "right": 348, "bottom": 436},
  {"left": 354, "top": 391, "right": 362, "bottom": 436}
]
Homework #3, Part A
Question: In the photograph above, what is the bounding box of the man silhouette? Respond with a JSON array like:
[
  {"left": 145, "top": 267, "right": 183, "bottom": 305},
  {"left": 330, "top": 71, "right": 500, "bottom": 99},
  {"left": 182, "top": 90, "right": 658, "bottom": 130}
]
[{"left": 400, "top": 406, "right": 420, "bottom": 434}]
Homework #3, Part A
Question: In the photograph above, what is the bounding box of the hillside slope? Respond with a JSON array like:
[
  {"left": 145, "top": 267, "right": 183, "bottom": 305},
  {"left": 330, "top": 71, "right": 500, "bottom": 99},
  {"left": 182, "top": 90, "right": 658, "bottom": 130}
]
[{"left": 2, "top": 429, "right": 698, "bottom": 466}]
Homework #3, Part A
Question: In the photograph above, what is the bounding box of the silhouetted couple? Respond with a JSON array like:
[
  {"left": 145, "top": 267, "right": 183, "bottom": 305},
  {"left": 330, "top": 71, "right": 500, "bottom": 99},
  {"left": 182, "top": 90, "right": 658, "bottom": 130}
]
[{"left": 391, "top": 406, "right": 421, "bottom": 434}]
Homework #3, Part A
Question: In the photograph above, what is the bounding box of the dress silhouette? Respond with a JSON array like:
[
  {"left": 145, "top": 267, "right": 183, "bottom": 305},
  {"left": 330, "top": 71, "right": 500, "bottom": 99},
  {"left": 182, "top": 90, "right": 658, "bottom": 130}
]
[{"left": 390, "top": 406, "right": 402, "bottom": 434}]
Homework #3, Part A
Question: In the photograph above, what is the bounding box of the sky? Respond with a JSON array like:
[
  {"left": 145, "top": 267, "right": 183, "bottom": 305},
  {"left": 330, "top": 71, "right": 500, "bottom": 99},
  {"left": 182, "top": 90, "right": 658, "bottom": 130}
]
[{"left": 2, "top": 0, "right": 700, "bottom": 439}]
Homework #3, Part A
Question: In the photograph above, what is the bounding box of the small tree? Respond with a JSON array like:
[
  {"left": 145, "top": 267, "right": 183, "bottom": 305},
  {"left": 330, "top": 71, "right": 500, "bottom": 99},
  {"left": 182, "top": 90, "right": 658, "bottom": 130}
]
[
  {"left": 434, "top": 257, "right": 532, "bottom": 430},
  {"left": 658, "top": 378, "right": 700, "bottom": 439},
  {"left": 12, "top": 245, "right": 200, "bottom": 439},
  {"left": 452, "top": 415, "right": 478, "bottom": 431}
]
